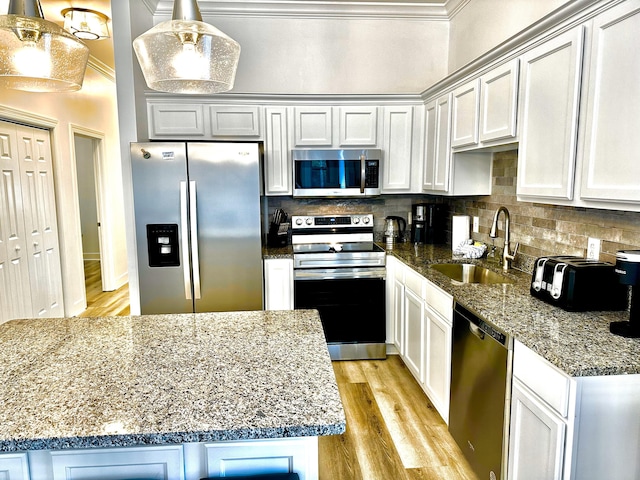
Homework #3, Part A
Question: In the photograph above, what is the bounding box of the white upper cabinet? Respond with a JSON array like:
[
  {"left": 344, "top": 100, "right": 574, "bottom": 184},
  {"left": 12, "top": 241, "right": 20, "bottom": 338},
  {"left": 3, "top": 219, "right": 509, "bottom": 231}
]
[
  {"left": 148, "top": 103, "right": 206, "bottom": 138},
  {"left": 294, "top": 107, "right": 333, "bottom": 146},
  {"left": 428, "top": 93, "right": 452, "bottom": 192},
  {"left": 422, "top": 100, "right": 437, "bottom": 191},
  {"left": 381, "top": 106, "right": 415, "bottom": 192},
  {"left": 451, "top": 79, "right": 480, "bottom": 148},
  {"left": 516, "top": 26, "right": 584, "bottom": 200},
  {"left": 264, "top": 107, "right": 291, "bottom": 196},
  {"left": 339, "top": 106, "right": 378, "bottom": 146},
  {"left": 479, "top": 59, "right": 519, "bottom": 143},
  {"left": 210, "top": 106, "right": 261, "bottom": 137},
  {"left": 578, "top": 0, "right": 640, "bottom": 205}
]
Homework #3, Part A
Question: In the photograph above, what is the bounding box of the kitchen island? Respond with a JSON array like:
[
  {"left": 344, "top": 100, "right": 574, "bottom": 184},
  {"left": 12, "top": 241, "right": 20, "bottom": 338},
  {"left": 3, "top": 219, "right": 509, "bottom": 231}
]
[{"left": 0, "top": 310, "right": 345, "bottom": 480}]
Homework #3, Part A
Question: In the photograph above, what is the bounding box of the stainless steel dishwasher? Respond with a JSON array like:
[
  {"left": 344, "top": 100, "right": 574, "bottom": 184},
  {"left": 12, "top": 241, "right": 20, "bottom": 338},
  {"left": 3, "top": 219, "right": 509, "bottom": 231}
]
[{"left": 449, "top": 303, "right": 513, "bottom": 480}]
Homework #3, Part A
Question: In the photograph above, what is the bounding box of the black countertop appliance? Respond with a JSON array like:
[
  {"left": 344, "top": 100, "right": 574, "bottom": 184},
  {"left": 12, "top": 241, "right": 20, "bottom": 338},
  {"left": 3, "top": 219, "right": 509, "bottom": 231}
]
[
  {"left": 610, "top": 250, "right": 640, "bottom": 338},
  {"left": 411, "top": 203, "right": 446, "bottom": 244}
]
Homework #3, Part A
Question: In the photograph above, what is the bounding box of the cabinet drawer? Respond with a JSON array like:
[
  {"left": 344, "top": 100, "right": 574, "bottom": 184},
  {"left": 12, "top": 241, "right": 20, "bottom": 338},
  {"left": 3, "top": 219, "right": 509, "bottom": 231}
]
[
  {"left": 404, "top": 267, "right": 426, "bottom": 296},
  {"left": 425, "top": 280, "right": 453, "bottom": 324},
  {"left": 513, "top": 340, "right": 572, "bottom": 417}
]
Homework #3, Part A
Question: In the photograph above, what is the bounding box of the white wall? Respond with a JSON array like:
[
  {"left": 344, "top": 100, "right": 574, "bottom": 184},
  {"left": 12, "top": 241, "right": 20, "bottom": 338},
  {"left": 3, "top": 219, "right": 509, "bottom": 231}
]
[
  {"left": 448, "top": 0, "right": 571, "bottom": 72},
  {"left": 0, "top": 67, "right": 128, "bottom": 316},
  {"left": 75, "top": 135, "right": 100, "bottom": 261}
]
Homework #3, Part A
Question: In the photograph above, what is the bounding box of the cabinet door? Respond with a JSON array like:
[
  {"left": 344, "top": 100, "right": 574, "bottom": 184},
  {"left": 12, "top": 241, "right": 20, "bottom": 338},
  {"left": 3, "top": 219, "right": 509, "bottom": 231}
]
[
  {"left": 264, "top": 107, "right": 291, "bottom": 195},
  {"left": 480, "top": 59, "right": 519, "bottom": 143},
  {"left": 16, "top": 125, "right": 64, "bottom": 318},
  {"left": 210, "top": 106, "right": 261, "bottom": 137},
  {"left": 264, "top": 258, "right": 294, "bottom": 310},
  {"left": 424, "top": 307, "right": 452, "bottom": 424},
  {"left": 0, "top": 122, "right": 32, "bottom": 322},
  {"left": 0, "top": 453, "right": 29, "bottom": 480},
  {"left": 339, "top": 106, "right": 378, "bottom": 146},
  {"left": 451, "top": 79, "right": 480, "bottom": 148},
  {"left": 393, "top": 276, "right": 405, "bottom": 356},
  {"left": 381, "top": 106, "right": 414, "bottom": 192},
  {"left": 517, "top": 27, "right": 584, "bottom": 199},
  {"left": 294, "top": 107, "right": 332, "bottom": 146},
  {"left": 403, "top": 287, "right": 425, "bottom": 382},
  {"left": 433, "top": 94, "right": 452, "bottom": 192},
  {"left": 422, "top": 100, "right": 437, "bottom": 191},
  {"left": 579, "top": 0, "right": 640, "bottom": 203},
  {"left": 508, "top": 379, "right": 566, "bottom": 480},
  {"left": 148, "top": 103, "right": 206, "bottom": 138}
]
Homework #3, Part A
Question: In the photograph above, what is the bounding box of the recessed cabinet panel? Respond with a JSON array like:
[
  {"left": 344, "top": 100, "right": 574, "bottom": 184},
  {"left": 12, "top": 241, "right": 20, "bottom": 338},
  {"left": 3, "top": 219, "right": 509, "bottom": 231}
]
[
  {"left": 517, "top": 27, "right": 584, "bottom": 199},
  {"left": 382, "top": 106, "right": 414, "bottom": 191},
  {"left": 294, "top": 107, "right": 333, "bottom": 146},
  {"left": 579, "top": 0, "right": 640, "bottom": 203},
  {"left": 422, "top": 100, "right": 437, "bottom": 191},
  {"left": 149, "top": 104, "right": 206, "bottom": 137},
  {"left": 434, "top": 94, "right": 452, "bottom": 192},
  {"left": 339, "top": 107, "right": 378, "bottom": 146},
  {"left": 480, "top": 59, "right": 519, "bottom": 142},
  {"left": 264, "top": 107, "right": 291, "bottom": 195},
  {"left": 264, "top": 258, "right": 294, "bottom": 310},
  {"left": 451, "top": 79, "right": 480, "bottom": 148},
  {"left": 210, "top": 106, "right": 261, "bottom": 137},
  {"left": 0, "top": 453, "right": 29, "bottom": 480}
]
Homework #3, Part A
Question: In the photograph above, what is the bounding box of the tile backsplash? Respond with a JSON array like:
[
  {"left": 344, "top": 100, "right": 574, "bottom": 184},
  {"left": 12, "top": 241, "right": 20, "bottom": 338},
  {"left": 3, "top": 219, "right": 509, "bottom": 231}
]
[
  {"left": 445, "top": 150, "right": 640, "bottom": 272},
  {"left": 265, "top": 149, "right": 640, "bottom": 274}
]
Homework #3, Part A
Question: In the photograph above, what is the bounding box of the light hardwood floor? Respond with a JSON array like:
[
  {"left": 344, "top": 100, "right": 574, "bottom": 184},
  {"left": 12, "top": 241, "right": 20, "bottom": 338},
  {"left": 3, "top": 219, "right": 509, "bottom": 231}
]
[
  {"left": 79, "top": 265, "right": 477, "bottom": 479},
  {"left": 79, "top": 260, "right": 130, "bottom": 317}
]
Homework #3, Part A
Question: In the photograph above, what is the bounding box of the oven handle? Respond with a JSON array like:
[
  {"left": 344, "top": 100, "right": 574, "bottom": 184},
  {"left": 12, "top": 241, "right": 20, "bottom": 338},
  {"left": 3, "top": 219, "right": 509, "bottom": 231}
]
[{"left": 294, "top": 268, "right": 386, "bottom": 281}]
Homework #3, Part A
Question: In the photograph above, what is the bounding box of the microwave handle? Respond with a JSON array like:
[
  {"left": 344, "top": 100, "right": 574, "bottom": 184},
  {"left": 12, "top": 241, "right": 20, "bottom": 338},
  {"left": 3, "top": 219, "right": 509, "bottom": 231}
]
[{"left": 360, "top": 154, "right": 366, "bottom": 194}]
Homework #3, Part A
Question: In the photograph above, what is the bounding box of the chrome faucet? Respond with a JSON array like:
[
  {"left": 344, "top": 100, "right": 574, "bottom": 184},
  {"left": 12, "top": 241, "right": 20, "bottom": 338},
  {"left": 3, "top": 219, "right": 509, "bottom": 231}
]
[{"left": 490, "top": 206, "right": 519, "bottom": 271}]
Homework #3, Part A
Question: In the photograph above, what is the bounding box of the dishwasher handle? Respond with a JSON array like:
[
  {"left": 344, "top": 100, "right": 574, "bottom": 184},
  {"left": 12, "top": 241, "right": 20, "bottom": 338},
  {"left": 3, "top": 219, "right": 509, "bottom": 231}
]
[
  {"left": 469, "top": 322, "right": 485, "bottom": 340},
  {"left": 454, "top": 303, "right": 509, "bottom": 348}
]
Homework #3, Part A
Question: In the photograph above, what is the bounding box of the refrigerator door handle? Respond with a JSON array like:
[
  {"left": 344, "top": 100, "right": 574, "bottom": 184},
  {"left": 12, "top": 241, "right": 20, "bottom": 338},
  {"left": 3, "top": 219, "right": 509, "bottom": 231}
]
[
  {"left": 190, "top": 180, "right": 202, "bottom": 299},
  {"left": 180, "top": 181, "right": 192, "bottom": 300}
]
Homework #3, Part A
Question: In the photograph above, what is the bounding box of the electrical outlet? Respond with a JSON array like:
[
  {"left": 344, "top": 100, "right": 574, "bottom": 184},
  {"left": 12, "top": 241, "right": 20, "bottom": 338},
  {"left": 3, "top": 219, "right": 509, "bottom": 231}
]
[
  {"left": 587, "top": 237, "right": 601, "bottom": 260},
  {"left": 472, "top": 216, "right": 479, "bottom": 233}
]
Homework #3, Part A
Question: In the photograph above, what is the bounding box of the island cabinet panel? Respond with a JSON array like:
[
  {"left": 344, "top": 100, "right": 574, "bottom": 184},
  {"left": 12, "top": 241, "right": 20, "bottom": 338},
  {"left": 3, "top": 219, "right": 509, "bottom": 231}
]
[
  {"left": 0, "top": 453, "right": 29, "bottom": 480},
  {"left": 204, "top": 437, "right": 318, "bottom": 480},
  {"left": 578, "top": 0, "right": 640, "bottom": 204},
  {"left": 209, "top": 106, "right": 261, "bottom": 138},
  {"left": 148, "top": 103, "right": 206, "bottom": 138},
  {"left": 516, "top": 26, "right": 584, "bottom": 200},
  {"left": 264, "top": 107, "right": 291, "bottom": 196},
  {"left": 32, "top": 446, "right": 185, "bottom": 480}
]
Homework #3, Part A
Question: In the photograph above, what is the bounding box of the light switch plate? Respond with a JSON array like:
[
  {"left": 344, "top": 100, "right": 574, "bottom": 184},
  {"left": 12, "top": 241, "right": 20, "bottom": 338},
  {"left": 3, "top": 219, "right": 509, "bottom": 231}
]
[
  {"left": 472, "top": 216, "right": 479, "bottom": 233},
  {"left": 587, "top": 237, "right": 601, "bottom": 260}
]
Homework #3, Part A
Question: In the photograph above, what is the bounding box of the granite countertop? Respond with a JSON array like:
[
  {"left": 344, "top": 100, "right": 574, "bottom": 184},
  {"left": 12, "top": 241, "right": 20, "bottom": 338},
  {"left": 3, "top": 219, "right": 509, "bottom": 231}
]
[
  {"left": 387, "top": 243, "right": 639, "bottom": 377},
  {"left": 0, "top": 310, "right": 345, "bottom": 452}
]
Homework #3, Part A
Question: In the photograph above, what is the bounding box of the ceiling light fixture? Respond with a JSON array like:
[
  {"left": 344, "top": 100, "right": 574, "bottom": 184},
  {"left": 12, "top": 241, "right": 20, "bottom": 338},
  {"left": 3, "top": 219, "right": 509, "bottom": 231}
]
[
  {"left": 133, "top": 0, "right": 241, "bottom": 95},
  {"left": 0, "top": 0, "right": 89, "bottom": 92},
  {"left": 61, "top": 7, "right": 110, "bottom": 41}
]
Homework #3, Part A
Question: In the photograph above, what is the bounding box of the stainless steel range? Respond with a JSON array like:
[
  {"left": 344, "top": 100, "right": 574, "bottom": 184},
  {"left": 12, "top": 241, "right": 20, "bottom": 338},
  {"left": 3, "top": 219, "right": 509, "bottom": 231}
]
[{"left": 291, "top": 213, "right": 386, "bottom": 360}]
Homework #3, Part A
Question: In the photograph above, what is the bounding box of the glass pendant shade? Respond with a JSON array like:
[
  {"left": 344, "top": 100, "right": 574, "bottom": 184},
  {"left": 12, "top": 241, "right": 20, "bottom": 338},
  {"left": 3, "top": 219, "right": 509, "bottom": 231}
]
[
  {"left": 133, "top": 0, "right": 240, "bottom": 95},
  {"left": 62, "top": 8, "right": 110, "bottom": 41},
  {"left": 0, "top": 1, "right": 89, "bottom": 92}
]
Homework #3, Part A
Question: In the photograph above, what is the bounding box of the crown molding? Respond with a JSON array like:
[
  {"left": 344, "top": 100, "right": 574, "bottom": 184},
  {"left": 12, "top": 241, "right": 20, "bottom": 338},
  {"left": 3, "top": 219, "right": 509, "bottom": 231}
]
[
  {"left": 154, "top": 0, "right": 452, "bottom": 20},
  {"left": 88, "top": 56, "right": 116, "bottom": 83}
]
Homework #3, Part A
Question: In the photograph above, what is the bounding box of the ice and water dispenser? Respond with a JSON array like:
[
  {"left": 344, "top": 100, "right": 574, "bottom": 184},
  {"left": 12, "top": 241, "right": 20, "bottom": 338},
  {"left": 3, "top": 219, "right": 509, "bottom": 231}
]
[{"left": 146, "top": 224, "right": 180, "bottom": 267}]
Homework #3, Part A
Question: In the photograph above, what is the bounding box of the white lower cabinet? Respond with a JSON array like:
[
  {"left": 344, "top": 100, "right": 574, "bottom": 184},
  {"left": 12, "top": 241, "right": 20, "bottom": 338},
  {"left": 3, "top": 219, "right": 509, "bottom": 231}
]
[
  {"left": 263, "top": 258, "right": 294, "bottom": 310},
  {"left": 387, "top": 258, "right": 453, "bottom": 422},
  {"left": 0, "top": 452, "right": 29, "bottom": 480}
]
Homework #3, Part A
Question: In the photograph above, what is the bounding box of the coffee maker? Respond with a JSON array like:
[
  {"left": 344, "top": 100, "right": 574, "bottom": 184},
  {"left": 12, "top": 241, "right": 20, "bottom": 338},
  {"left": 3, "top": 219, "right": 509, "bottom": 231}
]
[
  {"left": 610, "top": 250, "right": 640, "bottom": 338},
  {"left": 411, "top": 203, "right": 446, "bottom": 244}
]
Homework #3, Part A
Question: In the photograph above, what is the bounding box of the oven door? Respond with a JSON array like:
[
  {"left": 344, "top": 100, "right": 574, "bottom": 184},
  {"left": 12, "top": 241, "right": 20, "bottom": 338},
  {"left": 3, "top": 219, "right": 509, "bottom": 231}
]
[{"left": 294, "top": 267, "right": 386, "bottom": 360}]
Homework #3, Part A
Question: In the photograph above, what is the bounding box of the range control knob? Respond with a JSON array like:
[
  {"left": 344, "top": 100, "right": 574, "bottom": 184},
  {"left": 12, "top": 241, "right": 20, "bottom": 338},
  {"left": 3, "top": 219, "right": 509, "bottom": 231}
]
[
  {"left": 295, "top": 218, "right": 303, "bottom": 226},
  {"left": 305, "top": 217, "right": 313, "bottom": 225},
  {"left": 362, "top": 216, "right": 371, "bottom": 224},
  {"left": 353, "top": 217, "right": 360, "bottom": 224}
]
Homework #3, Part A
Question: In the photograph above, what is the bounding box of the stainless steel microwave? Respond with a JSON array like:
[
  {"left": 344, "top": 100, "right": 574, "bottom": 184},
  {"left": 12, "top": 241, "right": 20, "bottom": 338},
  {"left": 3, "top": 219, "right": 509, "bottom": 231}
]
[{"left": 292, "top": 148, "right": 382, "bottom": 198}]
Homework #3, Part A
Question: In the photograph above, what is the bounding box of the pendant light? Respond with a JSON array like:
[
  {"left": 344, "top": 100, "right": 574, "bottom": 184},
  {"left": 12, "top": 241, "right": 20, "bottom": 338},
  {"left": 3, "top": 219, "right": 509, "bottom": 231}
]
[
  {"left": 61, "top": 8, "right": 110, "bottom": 41},
  {"left": 133, "top": 0, "right": 241, "bottom": 95},
  {"left": 0, "top": 0, "right": 90, "bottom": 92}
]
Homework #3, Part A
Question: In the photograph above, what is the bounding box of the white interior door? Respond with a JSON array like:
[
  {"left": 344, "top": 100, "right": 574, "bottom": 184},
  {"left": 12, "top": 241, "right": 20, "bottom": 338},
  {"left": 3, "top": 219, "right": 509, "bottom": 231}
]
[
  {"left": 15, "top": 124, "right": 64, "bottom": 318},
  {"left": 0, "top": 121, "right": 32, "bottom": 321}
]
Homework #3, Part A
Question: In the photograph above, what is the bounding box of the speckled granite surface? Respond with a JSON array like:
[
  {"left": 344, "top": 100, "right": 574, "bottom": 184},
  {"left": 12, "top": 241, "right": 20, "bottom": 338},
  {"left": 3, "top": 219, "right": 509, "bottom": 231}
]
[
  {"left": 387, "top": 243, "right": 639, "bottom": 377},
  {"left": 0, "top": 310, "right": 345, "bottom": 452}
]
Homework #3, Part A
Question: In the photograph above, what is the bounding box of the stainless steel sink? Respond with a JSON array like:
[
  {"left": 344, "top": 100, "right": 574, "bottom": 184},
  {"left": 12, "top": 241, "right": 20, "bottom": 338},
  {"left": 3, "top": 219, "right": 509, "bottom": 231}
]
[{"left": 430, "top": 263, "right": 514, "bottom": 284}]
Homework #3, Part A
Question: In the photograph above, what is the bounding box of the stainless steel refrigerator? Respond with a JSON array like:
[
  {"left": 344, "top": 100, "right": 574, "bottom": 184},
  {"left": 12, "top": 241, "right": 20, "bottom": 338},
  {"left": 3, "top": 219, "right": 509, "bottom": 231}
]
[{"left": 131, "top": 142, "right": 263, "bottom": 314}]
